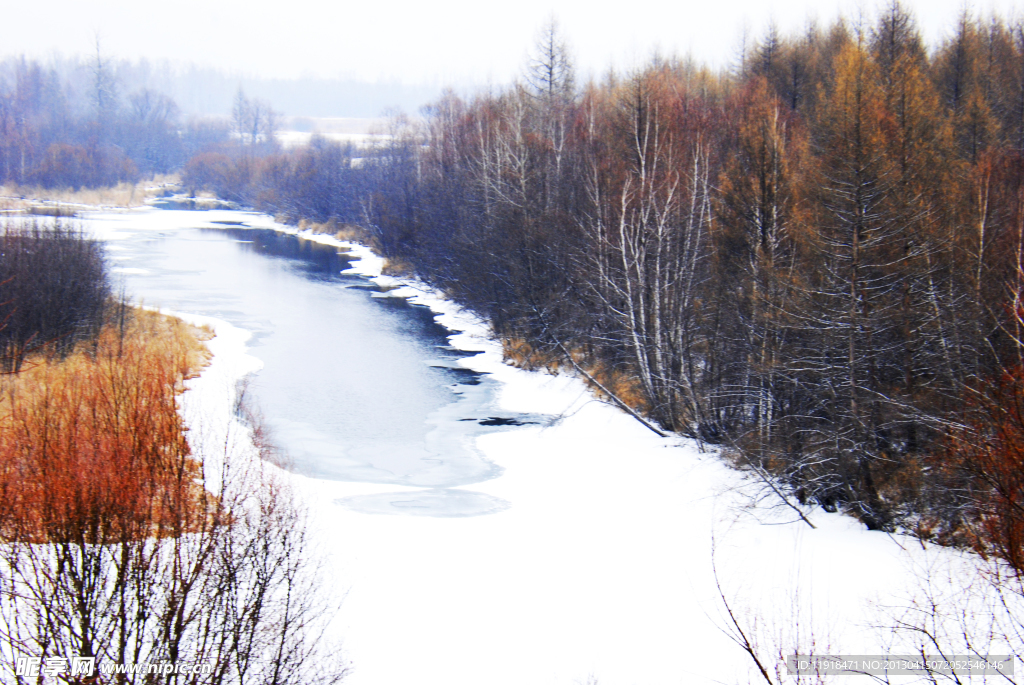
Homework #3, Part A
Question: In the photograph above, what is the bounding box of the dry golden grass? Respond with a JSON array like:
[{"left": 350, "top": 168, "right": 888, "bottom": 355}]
[
  {"left": 381, "top": 256, "right": 415, "bottom": 277},
  {"left": 0, "top": 307, "right": 211, "bottom": 412},
  {"left": 0, "top": 175, "right": 180, "bottom": 212},
  {"left": 296, "top": 217, "right": 378, "bottom": 246},
  {"left": 0, "top": 308, "right": 214, "bottom": 543},
  {"left": 585, "top": 357, "right": 650, "bottom": 412},
  {"left": 502, "top": 337, "right": 562, "bottom": 373},
  {"left": 502, "top": 336, "right": 649, "bottom": 413}
]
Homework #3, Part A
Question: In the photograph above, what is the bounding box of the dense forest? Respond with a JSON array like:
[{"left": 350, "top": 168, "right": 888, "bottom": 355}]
[
  {"left": 8, "top": 3, "right": 1024, "bottom": 565},
  {"left": 190, "top": 2, "right": 1024, "bottom": 554}
]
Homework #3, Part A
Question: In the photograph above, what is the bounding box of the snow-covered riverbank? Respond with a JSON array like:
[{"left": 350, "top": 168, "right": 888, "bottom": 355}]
[{"left": 151, "top": 211, "right": 978, "bottom": 685}]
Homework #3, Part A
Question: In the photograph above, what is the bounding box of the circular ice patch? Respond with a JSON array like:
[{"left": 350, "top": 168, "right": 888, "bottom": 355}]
[{"left": 335, "top": 488, "right": 510, "bottom": 517}]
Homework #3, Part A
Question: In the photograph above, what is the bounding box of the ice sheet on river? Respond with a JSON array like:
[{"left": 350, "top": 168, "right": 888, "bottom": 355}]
[
  {"left": 81, "top": 205, "right": 988, "bottom": 685},
  {"left": 81, "top": 207, "right": 535, "bottom": 502}
]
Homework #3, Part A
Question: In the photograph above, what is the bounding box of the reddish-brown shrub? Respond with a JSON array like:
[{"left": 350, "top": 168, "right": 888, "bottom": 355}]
[
  {"left": 0, "top": 309, "right": 212, "bottom": 543},
  {"left": 947, "top": 365, "right": 1024, "bottom": 574}
]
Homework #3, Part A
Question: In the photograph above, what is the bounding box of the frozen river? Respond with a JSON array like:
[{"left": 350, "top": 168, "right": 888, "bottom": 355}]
[{"left": 83, "top": 206, "right": 524, "bottom": 516}]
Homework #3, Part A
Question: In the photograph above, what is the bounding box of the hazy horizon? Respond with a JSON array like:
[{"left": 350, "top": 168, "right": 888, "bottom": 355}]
[
  {"left": 5, "top": 0, "right": 1023, "bottom": 120},
  {"left": 10, "top": 0, "right": 1021, "bottom": 88}
]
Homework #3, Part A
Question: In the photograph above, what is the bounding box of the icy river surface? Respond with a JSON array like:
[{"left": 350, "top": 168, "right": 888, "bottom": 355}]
[
  {"left": 71, "top": 204, "right": 962, "bottom": 685},
  {"left": 83, "top": 206, "right": 514, "bottom": 515}
]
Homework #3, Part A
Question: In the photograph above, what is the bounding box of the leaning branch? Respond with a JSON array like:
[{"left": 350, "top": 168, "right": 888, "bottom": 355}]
[
  {"left": 745, "top": 459, "right": 817, "bottom": 530},
  {"left": 710, "top": 534, "right": 778, "bottom": 685},
  {"left": 544, "top": 330, "right": 668, "bottom": 438}
]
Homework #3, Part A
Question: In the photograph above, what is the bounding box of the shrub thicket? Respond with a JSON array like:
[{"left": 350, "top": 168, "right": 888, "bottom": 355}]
[
  {"left": 0, "top": 219, "right": 109, "bottom": 370},
  {"left": 0, "top": 311, "right": 346, "bottom": 684}
]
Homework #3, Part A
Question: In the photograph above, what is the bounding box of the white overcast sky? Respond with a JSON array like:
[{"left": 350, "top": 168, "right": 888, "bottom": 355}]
[{"left": 6, "top": 0, "right": 1022, "bottom": 84}]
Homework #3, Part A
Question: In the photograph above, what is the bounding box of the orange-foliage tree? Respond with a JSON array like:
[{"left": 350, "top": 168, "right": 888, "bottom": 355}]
[{"left": 0, "top": 311, "right": 346, "bottom": 684}]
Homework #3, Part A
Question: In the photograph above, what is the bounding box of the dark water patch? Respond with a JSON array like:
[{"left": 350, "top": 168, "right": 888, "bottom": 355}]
[
  {"left": 437, "top": 345, "right": 481, "bottom": 358},
  {"left": 371, "top": 298, "right": 450, "bottom": 347},
  {"left": 432, "top": 366, "right": 483, "bottom": 385},
  {"left": 199, "top": 227, "right": 356, "bottom": 282},
  {"left": 478, "top": 417, "right": 537, "bottom": 426},
  {"left": 458, "top": 416, "right": 540, "bottom": 426}
]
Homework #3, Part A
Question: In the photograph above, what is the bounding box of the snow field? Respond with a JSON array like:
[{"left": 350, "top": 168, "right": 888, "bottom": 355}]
[{"left": 93, "top": 207, "right": 974, "bottom": 684}]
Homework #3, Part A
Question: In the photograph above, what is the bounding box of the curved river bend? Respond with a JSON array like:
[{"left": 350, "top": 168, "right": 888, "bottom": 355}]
[{"left": 83, "top": 207, "right": 531, "bottom": 517}]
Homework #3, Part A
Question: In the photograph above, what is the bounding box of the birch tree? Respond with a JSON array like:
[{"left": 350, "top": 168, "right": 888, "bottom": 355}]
[
  {"left": 577, "top": 70, "right": 718, "bottom": 436},
  {"left": 717, "top": 76, "right": 807, "bottom": 460}
]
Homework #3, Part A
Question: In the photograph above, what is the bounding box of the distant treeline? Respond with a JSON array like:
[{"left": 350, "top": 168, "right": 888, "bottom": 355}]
[
  {"left": 0, "top": 55, "right": 259, "bottom": 188},
  {"left": 183, "top": 3, "right": 1024, "bottom": 560},
  {"left": 0, "top": 52, "right": 444, "bottom": 190},
  {"left": 0, "top": 56, "right": 439, "bottom": 118}
]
